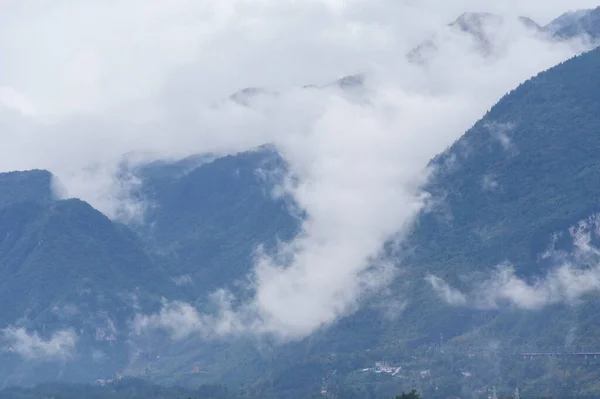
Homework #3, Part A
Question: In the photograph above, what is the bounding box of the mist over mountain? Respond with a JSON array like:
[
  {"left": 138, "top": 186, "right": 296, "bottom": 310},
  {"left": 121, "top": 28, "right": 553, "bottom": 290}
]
[
  {"left": 132, "top": 146, "right": 298, "bottom": 296},
  {"left": 406, "top": 12, "right": 545, "bottom": 65},
  {"left": 2, "top": 2, "right": 600, "bottom": 399},
  {"left": 547, "top": 6, "right": 600, "bottom": 40}
]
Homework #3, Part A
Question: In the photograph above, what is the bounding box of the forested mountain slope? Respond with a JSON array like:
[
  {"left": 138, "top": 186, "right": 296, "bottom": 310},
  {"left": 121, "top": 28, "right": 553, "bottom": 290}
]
[
  {"left": 132, "top": 146, "right": 298, "bottom": 296},
  {"left": 416, "top": 43, "right": 600, "bottom": 279},
  {"left": 0, "top": 170, "right": 54, "bottom": 209}
]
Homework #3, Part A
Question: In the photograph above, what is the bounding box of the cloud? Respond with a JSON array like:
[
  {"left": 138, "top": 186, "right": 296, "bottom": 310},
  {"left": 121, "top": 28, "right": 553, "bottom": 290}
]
[
  {"left": 2, "top": 327, "right": 77, "bottom": 361},
  {"left": 481, "top": 175, "right": 500, "bottom": 191},
  {"left": 426, "top": 275, "right": 468, "bottom": 306},
  {"left": 485, "top": 122, "right": 515, "bottom": 151},
  {"left": 171, "top": 275, "right": 194, "bottom": 287},
  {"left": 132, "top": 293, "right": 246, "bottom": 340},
  {"left": 133, "top": 301, "right": 204, "bottom": 341},
  {"left": 428, "top": 216, "right": 600, "bottom": 310},
  {"left": 0, "top": 1, "right": 597, "bottom": 340}
]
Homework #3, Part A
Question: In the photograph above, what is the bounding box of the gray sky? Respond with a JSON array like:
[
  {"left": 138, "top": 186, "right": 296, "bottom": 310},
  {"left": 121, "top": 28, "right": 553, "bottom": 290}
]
[{"left": 0, "top": 0, "right": 596, "bottom": 115}]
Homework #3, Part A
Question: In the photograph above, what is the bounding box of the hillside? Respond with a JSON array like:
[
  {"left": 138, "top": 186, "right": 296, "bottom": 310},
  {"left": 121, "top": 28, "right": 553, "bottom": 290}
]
[
  {"left": 355, "top": 39, "right": 600, "bottom": 397},
  {"left": 417, "top": 43, "right": 600, "bottom": 279},
  {"left": 0, "top": 170, "right": 54, "bottom": 209},
  {"left": 132, "top": 146, "right": 299, "bottom": 296},
  {"left": 0, "top": 198, "right": 170, "bottom": 324},
  {"left": 0, "top": 179, "right": 180, "bottom": 386}
]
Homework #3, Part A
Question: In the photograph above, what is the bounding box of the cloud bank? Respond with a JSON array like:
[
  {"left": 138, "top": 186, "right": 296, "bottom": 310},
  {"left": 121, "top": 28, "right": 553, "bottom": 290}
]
[
  {"left": 2, "top": 327, "right": 77, "bottom": 361},
  {"left": 0, "top": 1, "right": 597, "bottom": 341}
]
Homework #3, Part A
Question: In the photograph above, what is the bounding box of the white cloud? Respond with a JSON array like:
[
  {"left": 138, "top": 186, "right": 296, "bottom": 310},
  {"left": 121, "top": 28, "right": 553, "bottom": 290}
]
[
  {"left": 133, "top": 301, "right": 204, "bottom": 341},
  {"left": 485, "top": 122, "right": 515, "bottom": 151},
  {"left": 0, "top": 1, "right": 597, "bottom": 340},
  {"left": 2, "top": 327, "right": 77, "bottom": 361},
  {"left": 171, "top": 275, "right": 194, "bottom": 287},
  {"left": 426, "top": 275, "right": 468, "bottom": 306},
  {"left": 481, "top": 175, "right": 500, "bottom": 191},
  {"left": 428, "top": 217, "right": 600, "bottom": 310},
  {"left": 0, "top": 87, "right": 37, "bottom": 116},
  {"left": 133, "top": 293, "right": 246, "bottom": 340}
]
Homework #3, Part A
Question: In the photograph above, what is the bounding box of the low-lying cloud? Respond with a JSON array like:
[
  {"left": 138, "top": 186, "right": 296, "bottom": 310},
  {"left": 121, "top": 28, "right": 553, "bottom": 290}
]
[
  {"left": 2, "top": 327, "right": 77, "bottom": 361},
  {"left": 428, "top": 216, "right": 600, "bottom": 310}
]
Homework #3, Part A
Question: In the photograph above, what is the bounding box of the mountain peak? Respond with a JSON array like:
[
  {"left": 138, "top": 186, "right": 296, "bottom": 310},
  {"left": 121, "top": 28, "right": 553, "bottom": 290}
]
[
  {"left": 0, "top": 169, "right": 55, "bottom": 209},
  {"left": 518, "top": 16, "right": 542, "bottom": 30},
  {"left": 229, "top": 87, "right": 270, "bottom": 106},
  {"left": 451, "top": 12, "right": 503, "bottom": 31},
  {"left": 545, "top": 8, "right": 594, "bottom": 34},
  {"left": 450, "top": 12, "right": 540, "bottom": 33}
]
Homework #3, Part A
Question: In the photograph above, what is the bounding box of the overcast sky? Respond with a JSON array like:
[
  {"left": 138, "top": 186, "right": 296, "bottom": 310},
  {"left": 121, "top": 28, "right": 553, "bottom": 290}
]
[
  {"left": 0, "top": 0, "right": 597, "bottom": 116},
  {"left": 1, "top": 0, "right": 599, "bottom": 343}
]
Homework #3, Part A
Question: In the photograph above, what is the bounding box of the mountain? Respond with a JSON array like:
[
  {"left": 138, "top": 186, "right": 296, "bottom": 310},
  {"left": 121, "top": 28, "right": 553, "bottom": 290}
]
[
  {"left": 416, "top": 44, "right": 600, "bottom": 279},
  {"left": 132, "top": 146, "right": 298, "bottom": 296},
  {"left": 546, "top": 7, "right": 600, "bottom": 41},
  {"left": 0, "top": 170, "right": 54, "bottom": 209},
  {"left": 349, "top": 40, "right": 600, "bottom": 397},
  {"left": 0, "top": 150, "right": 299, "bottom": 389},
  {"left": 407, "top": 12, "right": 544, "bottom": 64},
  {"left": 4, "top": 9, "right": 600, "bottom": 398},
  {"left": 229, "top": 88, "right": 273, "bottom": 106},
  {"left": 0, "top": 197, "right": 172, "bottom": 324},
  {"left": 0, "top": 172, "right": 184, "bottom": 386}
]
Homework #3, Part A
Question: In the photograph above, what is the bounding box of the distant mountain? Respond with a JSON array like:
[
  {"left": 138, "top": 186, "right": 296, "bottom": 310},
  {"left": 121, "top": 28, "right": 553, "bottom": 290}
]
[
  {"left": 228, "top": 10, "right": 595, "bottom": 100},
  {"left": 546, "top": 6, "right": 600, "bottom": 41},
  {"left": 229, "top": 87, "right": 272, "bottom": 106},
  {"left": 407, "top": 12, "right": 544, "bottom": 64}
]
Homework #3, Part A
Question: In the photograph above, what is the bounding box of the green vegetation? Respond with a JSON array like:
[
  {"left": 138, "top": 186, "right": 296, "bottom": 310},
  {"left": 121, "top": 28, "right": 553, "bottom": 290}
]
[
  {"left": 395, "top": 389, "right": 421, "bottom": 399},
  {"left": 0, "top": 378, "right": 232, "bottom": 399},
  {"left": 0, "top": 169, "right": 54, "bottom": 208}
]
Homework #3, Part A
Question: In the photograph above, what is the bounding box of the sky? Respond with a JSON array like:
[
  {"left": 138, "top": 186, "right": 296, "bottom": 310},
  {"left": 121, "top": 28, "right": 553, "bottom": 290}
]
[{"left": 1, "top": 0, "right": 599, "bottom": 353}]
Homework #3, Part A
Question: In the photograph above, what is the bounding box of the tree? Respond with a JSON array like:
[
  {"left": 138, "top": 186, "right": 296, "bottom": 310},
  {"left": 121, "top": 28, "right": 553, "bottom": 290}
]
[{"left": 395, "top": 389, "right": 421, "bottom": 399}]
